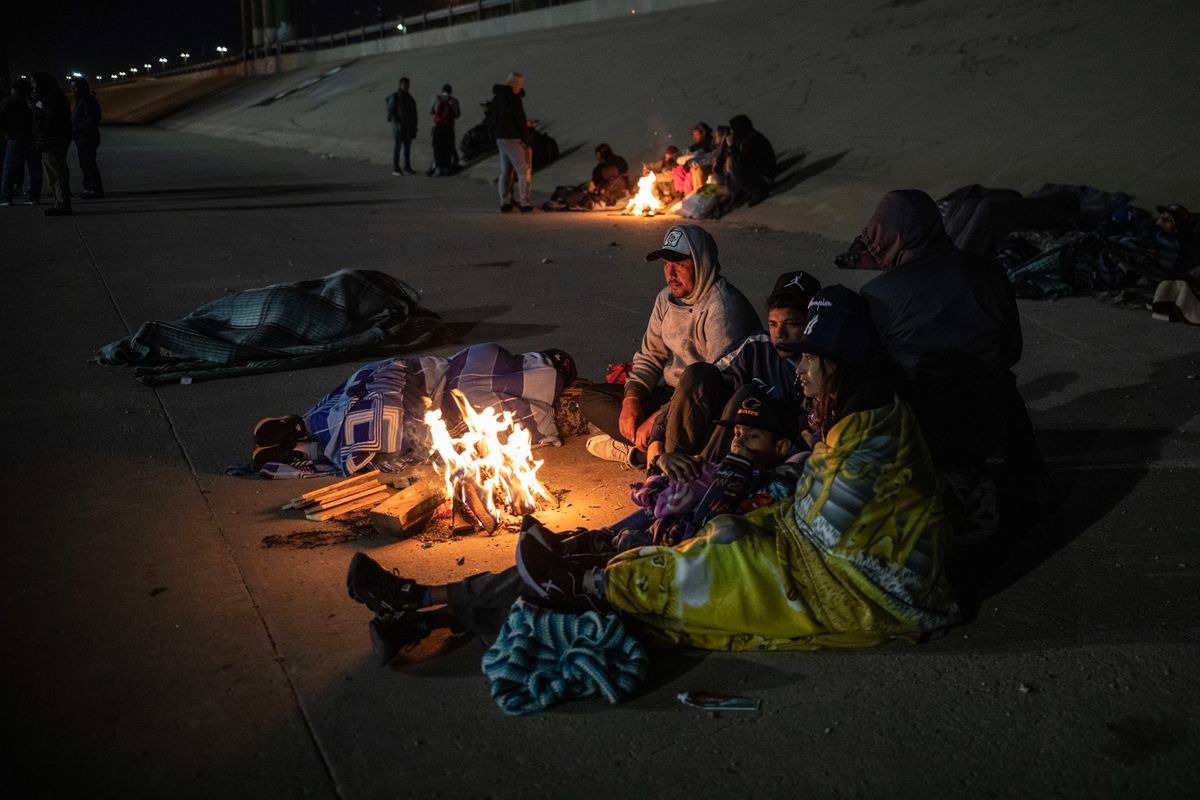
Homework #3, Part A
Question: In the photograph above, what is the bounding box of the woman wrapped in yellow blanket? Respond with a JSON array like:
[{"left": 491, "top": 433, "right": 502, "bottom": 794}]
[{"left": 518, "top": 285, "right": 960, "bottom": 651}]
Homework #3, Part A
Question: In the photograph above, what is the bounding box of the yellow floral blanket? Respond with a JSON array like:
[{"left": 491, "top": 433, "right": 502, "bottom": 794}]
[{"left": 602, "top": 397, "right": 960, "bottom": 650}]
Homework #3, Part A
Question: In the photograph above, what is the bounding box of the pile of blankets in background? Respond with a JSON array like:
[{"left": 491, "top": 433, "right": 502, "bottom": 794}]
[{"left": 935, "top": 184, "right": 1199, "bottom": 321}]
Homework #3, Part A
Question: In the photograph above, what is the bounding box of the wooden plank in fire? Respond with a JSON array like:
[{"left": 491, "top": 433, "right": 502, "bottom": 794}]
[{"left": 369, "top": 477, "right": 448, "bottom": 538}]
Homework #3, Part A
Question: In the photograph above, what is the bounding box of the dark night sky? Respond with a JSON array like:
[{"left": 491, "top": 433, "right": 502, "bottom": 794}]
[{"left": 5, "top": 2, "right": 448, "bottom": 83}]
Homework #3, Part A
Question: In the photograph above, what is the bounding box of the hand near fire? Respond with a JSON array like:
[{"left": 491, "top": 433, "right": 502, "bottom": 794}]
[{"left": 619, "top": 396, "right": 643, "bottom": 443}]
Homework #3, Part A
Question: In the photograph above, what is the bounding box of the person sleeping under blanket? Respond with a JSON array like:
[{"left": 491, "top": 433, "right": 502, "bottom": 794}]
[{"left": 246, "top": 343, "right": 577, "bottom": 478}]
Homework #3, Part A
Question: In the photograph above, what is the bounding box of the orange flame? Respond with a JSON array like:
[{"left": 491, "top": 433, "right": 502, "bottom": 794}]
[
  {"left": 424, "top": 389, "right": 552, "bottom": 520},
  {"left": 625, "top": 171, "right": 663, "bottom": 216}
]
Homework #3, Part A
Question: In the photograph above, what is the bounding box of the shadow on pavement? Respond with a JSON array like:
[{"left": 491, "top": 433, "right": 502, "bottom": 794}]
[
  {"left": 82, "top": 198, "right": 413, "bottom": 214},
  {"left": 773, "top": 149, "right": 851, "bottom": 195},
  {"left": 103, "top": 183, "right": 378, "bottom": 201},
  {"left": 952, "top": 351, "right": 1200, "bottom": 624}
]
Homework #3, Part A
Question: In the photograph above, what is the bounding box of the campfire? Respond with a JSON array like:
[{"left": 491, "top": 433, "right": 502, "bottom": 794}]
[
  {"left": 423, "top": 389, "right": 554, "bottom": 532},
  {"left": 280, "top": 390, "right": 557, "bottom": 537},
  {"left": 625, "top": 171, "right": 663, "bottom": 217}
]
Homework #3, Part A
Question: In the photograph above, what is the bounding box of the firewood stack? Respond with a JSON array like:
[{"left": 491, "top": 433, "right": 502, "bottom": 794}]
[{"left": 281, "top": 471, "right": 394, "bottom": 521}]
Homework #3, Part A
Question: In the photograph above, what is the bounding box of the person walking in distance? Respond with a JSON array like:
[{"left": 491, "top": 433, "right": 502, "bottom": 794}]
[
  {"left": 31, "top": 73, "right": 72, "bottom": 216},
  {"left": 70, "top": 77, "right": 104, "bottom": 199},
  {"left": 386, "top": 77, "right": 418, "bottom": 176},
  {"left": 492, "top": 72, "right": 535, "bottom": 212}
]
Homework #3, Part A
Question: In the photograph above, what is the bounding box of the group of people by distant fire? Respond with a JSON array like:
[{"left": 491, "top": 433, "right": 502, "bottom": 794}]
[
  {"left": 385, "top": 71, "right": 775, "bottom": 218},
  {"left": 327, "top": 189, "right": 1050, "bottom": 665}
]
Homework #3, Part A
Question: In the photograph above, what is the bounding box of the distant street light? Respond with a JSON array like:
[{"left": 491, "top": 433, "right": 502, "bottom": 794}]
[
  {"left": 144, "top": 63, "right": 152, "bottom": 70},
  {"left": 129, "top": 67, "right": 138, "bottom": 73},
  {"left": 72, "top": 71, "right": 83, "bottom": 78},
  {"left": 96, "top": 76, "right": 103, "bottom": 81},
  {"left": 110, "top": 74, "right": 118, "bottom": 79},
  {"left": 119, "top": 71, "right": 126, "bottom": 76},
  {"left": 396, "top": 23, "right": 406, "bottom": 32},
  {"left": 216, "top": 45, "right": 228, "bottom": 57},
  {"left": 158, "top": 57, "right": 168, "bottom": 73},
  {"left": 180, "top": 52, "right": 191, "bottom": 66}
]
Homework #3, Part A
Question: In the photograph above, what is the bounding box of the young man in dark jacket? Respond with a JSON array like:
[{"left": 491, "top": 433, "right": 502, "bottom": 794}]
[
  {"left": 70, "top": 78, "right": 104, "bottom": 198},
  {"left": 386, "top": 77, "right": 418, "bottom": 175},
  {"left": 31, "top": 73, "right": 71, "bottom": 216},
  {"left": 492, "top": 72, "right": 533, "bottom": 212},
  {"left": 0, "top": 78, "right": 42, "bottom": 206}
]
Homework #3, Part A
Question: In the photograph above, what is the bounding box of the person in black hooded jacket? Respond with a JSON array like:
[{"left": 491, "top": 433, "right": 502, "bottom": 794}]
[
  {"left": 492, "top": 72, "right": 534, "bottom": 212},
  {"left": 71, "top": 77, "right": 104, "bottom": 198},
  {"left": 32, "top": 73, "right": 72, "bottom": 216},
  {"left": 727, "top": 114, "right": 776, "bottom": 206},
  {"left": 857, "top": 189, "right": 1048, "bottom": 527}
]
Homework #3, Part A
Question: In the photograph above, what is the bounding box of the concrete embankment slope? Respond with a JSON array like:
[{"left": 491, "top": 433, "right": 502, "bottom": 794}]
[{"left": 164, "top": 0, "right": 1197, "bottom": 239}]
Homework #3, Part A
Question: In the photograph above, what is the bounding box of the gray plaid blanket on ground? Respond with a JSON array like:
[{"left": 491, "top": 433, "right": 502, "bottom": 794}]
[{"left": 95, "top": 269, "right": 450, "bottom": 385}]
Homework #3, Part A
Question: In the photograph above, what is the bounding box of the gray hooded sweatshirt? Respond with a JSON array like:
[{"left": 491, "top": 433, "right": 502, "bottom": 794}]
[{"left": 625, "top": 225, "right": 761, "bottom": 401}]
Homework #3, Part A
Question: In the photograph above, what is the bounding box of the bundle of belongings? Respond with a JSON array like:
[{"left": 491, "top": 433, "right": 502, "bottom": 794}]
[
  {"left": 458, "top": 97, "right": 558, "bottom": 169},
  {"left": 233, "top": 343, "right": 578, "bottom": 478},
  {"left": 541, "top": 143, "right": 631, "bottom": 212},
  {"left": 94, "top": 269, "right": 449, "bottom": 385},
  {"left": 837, "top": 185, "right": 1200, "bottom": 313}
]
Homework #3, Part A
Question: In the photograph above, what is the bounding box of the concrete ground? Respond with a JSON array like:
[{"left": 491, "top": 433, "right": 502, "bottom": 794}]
[{"left": 2, "top": 125, "right": 1197, "bottom": 798}]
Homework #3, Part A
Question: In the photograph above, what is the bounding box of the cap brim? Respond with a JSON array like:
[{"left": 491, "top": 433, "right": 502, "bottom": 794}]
[{"left": 645, "top": 248, "right": 688, "bottom": 262}]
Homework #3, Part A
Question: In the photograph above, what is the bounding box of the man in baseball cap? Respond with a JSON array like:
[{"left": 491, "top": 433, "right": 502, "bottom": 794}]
[{"left": 579, "top": 224, "right": 760, "bottom": 468}]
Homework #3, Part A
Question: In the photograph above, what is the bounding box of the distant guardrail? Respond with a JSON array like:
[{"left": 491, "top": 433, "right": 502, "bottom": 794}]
[{"left": 103, "top": 0, "right": 584, "bottom": 85}]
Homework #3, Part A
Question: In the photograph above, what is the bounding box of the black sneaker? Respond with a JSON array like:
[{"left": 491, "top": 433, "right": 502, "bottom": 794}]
[
  {"left": 251, "top": 442, "right": 300, "bottom": 470},
  {"left": 558, "top": 528, "right": 618, "bottom": 559},
  {"left": 516, "top": 526, "right": 595, "bottom": 603},
  {"left": 522, "top": 515, "right": 616, "bottom": 562},
  {"left": 500, "top": 202, "right": 514, "bottom": 213},
  {"left": 369, "top": 613, "right": 431, "bottom": 666},
  {"left": 518, "top": 205, "right": 534, "bottom": 213},
  {"left": 253, "top": 414, "right": 307, "bottom": 447},
  {"left": 346, "top": 552, "right": 422, "bottom": 616}
]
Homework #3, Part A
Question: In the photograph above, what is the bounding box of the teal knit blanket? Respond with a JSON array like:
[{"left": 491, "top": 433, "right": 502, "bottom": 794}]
[{"left": 481, "top": 599, "right": 647, "bottom": 716}]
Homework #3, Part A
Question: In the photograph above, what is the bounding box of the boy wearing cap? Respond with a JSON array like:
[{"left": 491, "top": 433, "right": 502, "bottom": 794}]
[
  {"left": 580, "top": 224, "right": 760, "bottom": 466},
  {"left": 610, "top": 391, "right": 801, "bottom": 548}
]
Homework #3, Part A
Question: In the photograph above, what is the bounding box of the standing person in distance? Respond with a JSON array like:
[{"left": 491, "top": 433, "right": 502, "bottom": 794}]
[
  {"left": 31, "top": 73, "right": 71, "bottom": 217},
  {"left": 492, "top": 72, "right": 535, "bottom": 212},
  {"left": 386, "top": 77, "right": 418, "bottom": 176},
  {"left": 428, "top": 84, "right": 460, "bottom": 177},
  {"left": 71, "top": 77, "right": 104, "bottom": 199},
  {"left": 0, "top": 78, "right": 43, "bottom": 206}
]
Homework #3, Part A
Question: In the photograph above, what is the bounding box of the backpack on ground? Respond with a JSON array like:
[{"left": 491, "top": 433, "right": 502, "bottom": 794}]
[{"left": 531, "top": 130, "right": 559, "bottom": 170}]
